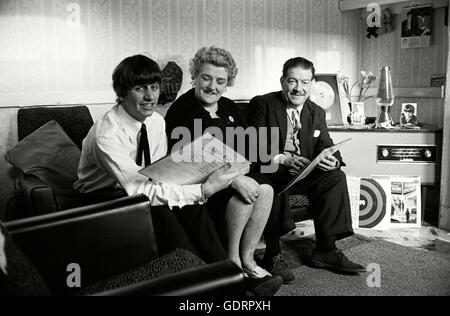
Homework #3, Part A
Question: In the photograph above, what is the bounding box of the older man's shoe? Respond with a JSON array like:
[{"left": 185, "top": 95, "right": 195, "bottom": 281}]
[
  {"left": 262, "top": 254, "right": 295, "bottom": 284},
  {"left": 308, "top": 248, "right": 366, "bottom": 274}
]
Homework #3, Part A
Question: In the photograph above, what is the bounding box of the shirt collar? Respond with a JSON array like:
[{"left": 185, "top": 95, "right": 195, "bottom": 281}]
[
  {"left": 116, "top": 104, "right": 148, "bottom": 137},
  {"left": 286, "top": 105, "right": 303, "bottom": 117}
]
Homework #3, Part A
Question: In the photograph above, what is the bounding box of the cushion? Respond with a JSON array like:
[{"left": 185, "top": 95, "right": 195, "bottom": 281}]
[
  {"left": 78, "top": 248, "right": 205, "bottom": 295},
  {"left": 159, "top": 61, "right": 183, "bottom": 104},
  {"left": 5, "top": 120, "right": 81, "bottom": 198},
  {"left": 289, "top": 194, "right": 310, "bottom": 208}
]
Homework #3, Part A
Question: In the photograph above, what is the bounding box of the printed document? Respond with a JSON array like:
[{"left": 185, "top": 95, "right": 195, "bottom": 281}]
[{"left": 139, "top": 132, "right": 250, "bottom": 185}]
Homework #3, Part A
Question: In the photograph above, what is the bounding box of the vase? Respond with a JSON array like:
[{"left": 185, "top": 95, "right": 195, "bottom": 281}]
[{"left": 347, "top": 102, "right": 365, "bottom": 125}]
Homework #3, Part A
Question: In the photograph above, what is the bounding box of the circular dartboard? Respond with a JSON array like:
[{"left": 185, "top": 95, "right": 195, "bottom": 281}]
[{"left": 359, "top": 178, "right": 387, "bottom": 228}]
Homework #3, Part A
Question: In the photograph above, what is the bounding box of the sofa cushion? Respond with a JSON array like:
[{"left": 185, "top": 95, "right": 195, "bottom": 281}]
[
  {"left": 78, "top": 248, "right": 205, "bottom": 295},
  {"left": 5, "top": 120, "right": 80, "bottom": 203},
  {"left": 159, "top": 61, "right": 183, "bottom": 104}
]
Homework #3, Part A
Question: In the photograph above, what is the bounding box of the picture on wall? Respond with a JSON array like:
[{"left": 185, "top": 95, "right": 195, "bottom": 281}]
[
  {"left": 310, "top": 74, "right": 344, "bottom": 126},
  {"left": 401, "top": 5, "right": 432, "bottom": 48}
]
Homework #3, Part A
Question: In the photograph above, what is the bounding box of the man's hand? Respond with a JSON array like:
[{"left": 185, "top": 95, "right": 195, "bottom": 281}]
[
  {"left": 202, "top": 163, "right": 240, "bottom": 198},
  {"left": 231, "top": 175, "right": 260, "bottom": 204},
  {"left": 280, "top": 155, "right": 311, "bottom": 176},
  {"left": 317, "top": 155, "right": 339, "bottom": 171}
]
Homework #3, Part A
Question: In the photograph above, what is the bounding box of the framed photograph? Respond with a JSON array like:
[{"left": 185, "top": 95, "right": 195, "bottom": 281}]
[
  {"left": 350, "top": 101, "right": 365, "bottom": 125},
  {"left": 401, "top": 6, "right": 432, "bottom": 49},
  {"left": 390, "top": 177, "right": 421, "bottom": 227},
  {"left": 310, "top": 74, "right": 344, "bottom": 126},
  {"left": 400, "top": 103, "right": 418, "bottom": 126}
]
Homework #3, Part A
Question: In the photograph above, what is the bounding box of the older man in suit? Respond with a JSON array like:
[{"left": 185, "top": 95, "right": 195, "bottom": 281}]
[{"left": 247, "top": 57, "right": 365, "bottom": 276}]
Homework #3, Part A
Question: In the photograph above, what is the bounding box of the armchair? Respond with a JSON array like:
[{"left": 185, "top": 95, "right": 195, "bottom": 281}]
[
  {"left": 5, "top": 106, "right": 95, "bottom": 220},
  {"left": 1, "top": 194, "right": 245, "bottom": 296}
]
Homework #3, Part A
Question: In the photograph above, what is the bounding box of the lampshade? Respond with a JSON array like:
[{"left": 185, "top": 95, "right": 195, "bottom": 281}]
[
  {"left": 376, "top": 66, "right": 394, "bottom": 105},
  {"left": 375, "top": 66, "right": 395, "bottom": 128}
]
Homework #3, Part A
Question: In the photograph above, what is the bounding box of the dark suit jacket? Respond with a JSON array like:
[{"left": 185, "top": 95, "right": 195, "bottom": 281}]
[{"left": 247, "top": 91, "right": 343, "bottom": 166}]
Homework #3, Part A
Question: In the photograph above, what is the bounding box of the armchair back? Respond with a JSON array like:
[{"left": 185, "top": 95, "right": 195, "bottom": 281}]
[{"left": 4, "top": 194, "right": 157, "bottom": 294}]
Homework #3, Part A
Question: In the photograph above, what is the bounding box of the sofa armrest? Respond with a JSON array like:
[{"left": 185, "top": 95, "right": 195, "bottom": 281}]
[
  {"left": 95, "top": 260, "right": 245, "bottom": 296},
  {"left": 4, "top": 194, "right": 157, "bottom": 294},
  {"left": 18, "top": 173, "right": 58, "bottom": 215}
]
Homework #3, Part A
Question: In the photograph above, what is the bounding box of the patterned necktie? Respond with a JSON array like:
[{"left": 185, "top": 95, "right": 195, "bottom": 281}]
[
  {"left": 291, "top": 109, "right": 301, "bottom": 133},
  {"left": 136, "top": 123, "right": 151, "bottom": 167}
]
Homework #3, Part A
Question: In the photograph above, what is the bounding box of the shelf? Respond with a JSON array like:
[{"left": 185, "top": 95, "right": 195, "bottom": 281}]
[
  {"left": 329, "top": 125, "right": 443, "bottom": 133},
  {"left": 366, "top": 86, "right": 444, "bottom": 99},
  {"left": 339, "top": 0, "right": 449, "bottom": 11}
]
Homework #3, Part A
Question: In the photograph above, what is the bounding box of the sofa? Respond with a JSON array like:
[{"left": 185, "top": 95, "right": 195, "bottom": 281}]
[
  {"left": 0, "top": 194, "right": 244, "bottom": 296},
  {"left": 5, "top": 103, "right": 311, "bottom": 222}
]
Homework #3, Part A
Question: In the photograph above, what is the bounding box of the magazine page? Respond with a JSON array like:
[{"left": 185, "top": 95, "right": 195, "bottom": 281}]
[
  {"left": 139, "top": 132, "right": 250, "bottom": 185},
  {"left": 390, "top": 176, "right": 422, "bottom": 227}
]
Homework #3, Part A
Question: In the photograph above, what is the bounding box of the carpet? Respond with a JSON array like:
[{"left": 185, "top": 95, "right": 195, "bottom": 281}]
[
  {"left": 279, "top": 234, "right": 373, "bottom": 269},
  {"left": 276, "top": 239, "right": 450, "bottom": 296}
]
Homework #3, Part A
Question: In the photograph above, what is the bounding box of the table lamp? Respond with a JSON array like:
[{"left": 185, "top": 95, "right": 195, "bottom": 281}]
[{"left": 375, "top": 66, "right": 395, "bottom": 128}]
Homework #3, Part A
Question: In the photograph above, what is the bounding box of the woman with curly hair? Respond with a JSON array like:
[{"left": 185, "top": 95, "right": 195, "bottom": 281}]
[{"left": 165, "top": 46, "right": 283, "bottom": 296}]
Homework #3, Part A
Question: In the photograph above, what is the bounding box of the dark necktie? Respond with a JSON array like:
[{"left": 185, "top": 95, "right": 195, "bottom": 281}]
[{"left": 136, "top": 123, "right": 151, "bottom": 167}]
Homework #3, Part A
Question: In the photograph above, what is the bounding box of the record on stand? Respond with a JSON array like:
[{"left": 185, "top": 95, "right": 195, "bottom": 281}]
[{"left": 311, "top": 81, "right": 335, "bottom": 110}]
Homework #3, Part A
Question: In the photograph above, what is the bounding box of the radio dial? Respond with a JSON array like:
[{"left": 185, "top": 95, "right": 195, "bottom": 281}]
[
  {"left": 381, "top": 149, "right": 390, "bottom": 158},
  {"left": 424, "top": 150, "right": 432, "bottom": 158}
]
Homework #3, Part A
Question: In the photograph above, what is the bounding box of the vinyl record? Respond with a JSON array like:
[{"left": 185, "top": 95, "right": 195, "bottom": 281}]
[
  {"left": 310, "top": 81, "right": 335, "bottom": 110},
  {"left": 359, "top": 178, "right": 387, "bottom": 228}
]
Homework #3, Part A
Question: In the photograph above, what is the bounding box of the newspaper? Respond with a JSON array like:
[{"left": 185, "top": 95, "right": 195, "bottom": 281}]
[
  {"left": 139, "top": 132, "right": 250, "bottom": 185},
  {"left": 278, "top": 138, "right": 351, "bottom": 195}
]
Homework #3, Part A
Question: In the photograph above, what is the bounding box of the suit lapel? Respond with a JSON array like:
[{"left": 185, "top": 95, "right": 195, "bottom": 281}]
[
  {"left": 299, "top": 100, "right": 312, "bottom": 159},
  {"left": 273, "top": 92, "right": 287, "bottom": 150}
]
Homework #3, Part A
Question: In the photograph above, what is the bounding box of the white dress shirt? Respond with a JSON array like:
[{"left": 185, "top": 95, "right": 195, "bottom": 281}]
[{"left": 74, "top": 104, "right": 202, "bottom": 209}]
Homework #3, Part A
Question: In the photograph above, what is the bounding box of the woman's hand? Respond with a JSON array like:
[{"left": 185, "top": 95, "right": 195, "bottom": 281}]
[
  {"left": 231, "top": 175, "right": 260, "bottom": 204},
  {"left": 202, "top": 164, "right": 240, "bottom": 197}
]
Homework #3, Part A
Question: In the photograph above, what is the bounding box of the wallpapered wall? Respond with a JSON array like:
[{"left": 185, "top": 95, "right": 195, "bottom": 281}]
[
  {"left": 0, "top": 1, "right": 447, "bottom": 218},
  {"left": 0, "top": 0, "right": 360, "bottom": 103},
  {"left": 0, "top": 0, "right": 361, "bottom": 219}
]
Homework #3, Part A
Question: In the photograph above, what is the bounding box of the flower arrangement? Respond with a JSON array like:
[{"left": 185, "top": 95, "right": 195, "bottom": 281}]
[{"left": 339, "top": 71, "right": 377, "bottom": 104}]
